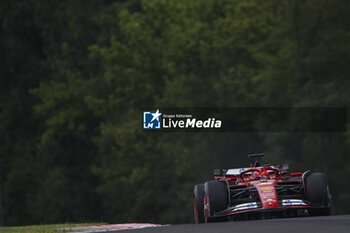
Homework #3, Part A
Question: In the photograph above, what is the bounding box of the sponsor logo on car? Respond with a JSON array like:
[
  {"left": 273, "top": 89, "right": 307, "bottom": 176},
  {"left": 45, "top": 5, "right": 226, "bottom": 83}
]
[
  {"left": 282, "top": 199, "right": 307, "bottom": 206},
  {"left": 233, "top": 202, "right": 258, "bottom": 211}
]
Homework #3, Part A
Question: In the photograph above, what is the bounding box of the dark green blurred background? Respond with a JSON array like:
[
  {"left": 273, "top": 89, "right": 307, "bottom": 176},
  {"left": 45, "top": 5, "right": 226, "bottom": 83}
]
[{"left": 0, "top": 0, "right": 349, "bottom": 226}]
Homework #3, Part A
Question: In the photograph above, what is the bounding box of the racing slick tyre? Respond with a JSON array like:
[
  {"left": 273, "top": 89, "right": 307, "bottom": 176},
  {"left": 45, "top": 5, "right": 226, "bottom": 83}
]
[
  {"left": 305, "top": 172, "right": 331, "bottom": 216},
  {"left": 194, "top": 183, "right": 205, "bottom": 224},
  {"left": 204, "top": 181, "right": 228, "bottom": 223}
]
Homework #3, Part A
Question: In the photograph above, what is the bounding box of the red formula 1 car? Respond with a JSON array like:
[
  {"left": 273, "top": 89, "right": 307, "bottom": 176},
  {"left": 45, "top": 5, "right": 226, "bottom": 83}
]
[{"left": 194, "top": 153, "right": 331, "bottom": 223}]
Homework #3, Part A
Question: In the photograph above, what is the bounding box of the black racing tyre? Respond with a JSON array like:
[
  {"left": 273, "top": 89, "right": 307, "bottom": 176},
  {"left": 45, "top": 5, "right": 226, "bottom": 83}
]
[
  {"left": 204, "top": 180, "right": 228, "bottom": 223},
  {"left": 194, "top": 183, "right": 205, "bottom": 223},
  {"left": 305, "top": 172, "right": 331, "bottom": 216}
]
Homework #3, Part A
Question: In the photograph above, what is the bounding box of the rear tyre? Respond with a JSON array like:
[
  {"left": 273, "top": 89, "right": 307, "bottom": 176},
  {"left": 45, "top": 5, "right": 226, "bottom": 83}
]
[
  {"left": 194, "top": 184, "right": 205, "bottom": 223},
  {"left": 305, "top": 172, "right": 331, "bottom": 216},
  {"left": 204, "top": 181, "right": 228, "bottom": 223}
]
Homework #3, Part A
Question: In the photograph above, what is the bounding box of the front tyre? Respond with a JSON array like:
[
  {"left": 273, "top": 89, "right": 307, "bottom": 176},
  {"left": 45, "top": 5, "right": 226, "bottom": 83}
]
[
  {"left": 204, "top": 181, "right": 228, "bottom": 223},
  {"left": 194, "top": 183, "right": 205, "bottom": 223},
  {"left": 305, "top": 172, "right": 331, "bottom": 216}
]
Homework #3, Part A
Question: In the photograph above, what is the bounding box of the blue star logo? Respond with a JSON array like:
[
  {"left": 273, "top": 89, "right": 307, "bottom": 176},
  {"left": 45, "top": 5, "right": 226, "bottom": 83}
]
[{"left": 143, "top": 110, "right": 162, "bottom": 129}]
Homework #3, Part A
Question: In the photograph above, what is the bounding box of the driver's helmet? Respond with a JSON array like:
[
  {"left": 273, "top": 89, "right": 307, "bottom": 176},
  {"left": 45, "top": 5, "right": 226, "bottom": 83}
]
[
  {"left": 262, "top": 170, "right": 270, "bottom": 179},
  {"left": 252, "top": 171, "right": 261, "bottom": 180}
]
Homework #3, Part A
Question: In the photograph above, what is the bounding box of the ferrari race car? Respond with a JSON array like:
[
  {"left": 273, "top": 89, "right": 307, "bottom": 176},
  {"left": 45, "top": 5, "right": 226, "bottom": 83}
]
[{"left": 194, "top": 153, "right": 331, "bottom": 223}]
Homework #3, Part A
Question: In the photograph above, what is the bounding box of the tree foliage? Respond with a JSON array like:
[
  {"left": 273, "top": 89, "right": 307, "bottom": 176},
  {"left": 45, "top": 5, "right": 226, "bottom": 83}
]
[{"left": 0, "top": 0, "right": 349, "bottom": 226}]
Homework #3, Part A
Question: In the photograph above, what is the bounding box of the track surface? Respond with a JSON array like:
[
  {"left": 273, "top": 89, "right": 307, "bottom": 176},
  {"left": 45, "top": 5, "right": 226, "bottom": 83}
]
[{"left": 114, "top": 215, "right": 350, "bottom": 233}]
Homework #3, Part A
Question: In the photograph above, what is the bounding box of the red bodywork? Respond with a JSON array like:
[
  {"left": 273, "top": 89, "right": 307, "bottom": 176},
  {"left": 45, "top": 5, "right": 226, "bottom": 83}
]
[
  {"left": 212, "top": 166, "right": 312, "bottom": 217},
  {"left": 196, "top": 155, "right": 331, "bottom": 223}
]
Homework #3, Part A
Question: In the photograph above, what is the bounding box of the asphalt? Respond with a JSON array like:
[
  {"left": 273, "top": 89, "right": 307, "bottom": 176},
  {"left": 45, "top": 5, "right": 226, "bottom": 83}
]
[{"left": 114, "top": 215, "right": 350, "bottom": 233}]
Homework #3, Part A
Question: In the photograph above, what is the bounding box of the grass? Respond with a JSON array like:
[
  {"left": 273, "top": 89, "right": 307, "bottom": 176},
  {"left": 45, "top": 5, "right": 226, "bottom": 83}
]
[{"left": 0, "top": 223, "right": 106, "bottom": 233}]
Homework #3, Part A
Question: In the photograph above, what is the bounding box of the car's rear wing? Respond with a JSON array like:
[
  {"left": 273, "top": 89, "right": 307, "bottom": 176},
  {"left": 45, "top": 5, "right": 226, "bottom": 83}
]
[
  {"left": 213, "top": 168, "right": 228, "bottom": 176},
  {"left": 214, "top": 168, "right": 250, "bottom": 176},
  {"left": 248, "top": 153, "right": 264, "bottom": 159},
  {"left": 248, "top": 153, "right": 264, "bottom": 167}
]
